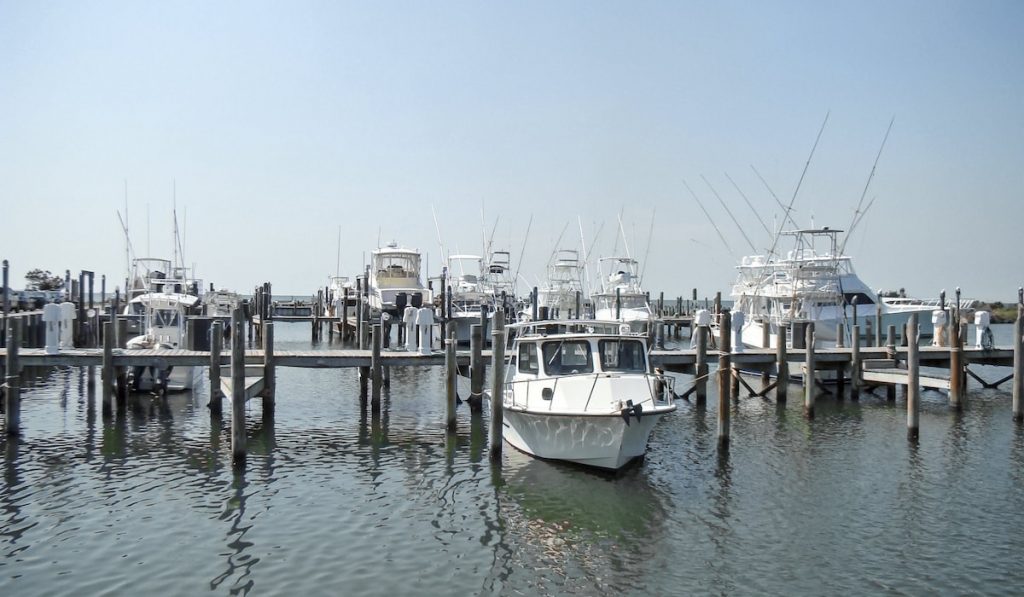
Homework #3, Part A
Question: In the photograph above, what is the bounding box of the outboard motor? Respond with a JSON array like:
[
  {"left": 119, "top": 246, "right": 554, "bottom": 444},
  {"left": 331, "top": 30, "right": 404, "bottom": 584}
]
[
  {"left": 395, "top": 292, "right": 408, "bottom": 311},
  {"left": 411, "top": 292, "right": 423, "bottom": 309}
]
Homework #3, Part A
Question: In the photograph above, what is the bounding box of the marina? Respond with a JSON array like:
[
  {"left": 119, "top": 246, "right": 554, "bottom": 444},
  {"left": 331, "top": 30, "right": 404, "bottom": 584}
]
[{"left": 3, "top": 2, "right": 1023, "bottom": 594}]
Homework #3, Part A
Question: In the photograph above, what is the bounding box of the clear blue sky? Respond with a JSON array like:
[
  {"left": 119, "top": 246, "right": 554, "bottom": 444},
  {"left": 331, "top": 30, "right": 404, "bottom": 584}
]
[{"left": 1, "top": 1, "right": 1021, "bottom": 300}]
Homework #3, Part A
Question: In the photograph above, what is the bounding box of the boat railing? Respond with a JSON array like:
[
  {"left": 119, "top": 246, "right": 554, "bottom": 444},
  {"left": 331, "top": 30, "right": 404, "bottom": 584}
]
[{"left": 505, "top": 371, "right": 675, "bottom": 412}]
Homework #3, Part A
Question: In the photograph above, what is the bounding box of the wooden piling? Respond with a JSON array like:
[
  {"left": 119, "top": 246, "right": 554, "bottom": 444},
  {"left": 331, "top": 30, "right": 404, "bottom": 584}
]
[
  {"left": 717, "top": 310, "right": 731, "bottom": 447},
  {"left": 116, "top": 316, "right": 128, "bottom": 404},
  {"left": 470, "top": 323, "right": 483, "bottom": 413},
  {"left": 1013, "top": 306, "right": 1023, "bottom": 422},
  {"left": 231, "top": 308, "right": 246, "bottom": 464},
  {"left": 950, "top": 318, "right": 963, "bottom": 410},
  {"left": 907, "top": 313, "right": 920, "bottom": 440},
  {"left": 371, "top": 323, "right": 382, "bottom": 410},
  {"left": 776, "top": 326, "right": 788, "bottom": 402},
  {"left": 850, "top": 324, "right": 861, "bottom": 400},
  {"left": 804, "top": 322, "right": 815, "bottom": 417},
  {"left": 209, "top": 320, "right": 223, "bottom": 414},
  {"left": 695, "top": 324, "right": 708, "bottom": 405},
  {"left": 445, "top": 321, "right": 457, "bottom": 431},
  {"left": 760, "top": 322, "right": 771, "bottom": 392},
  {"left": 489, "top": 310, "right": 506, "bottom": 461},
  {"left": 263, "top": 321, "right": 275, "bottom": 416},
  {"left": 886, "top": 325, "right": 897, "bottom": 401},
  {"left": 102, "top": 320, "right": 114, "bottom": 415},
  {"left": 341, "top": 287, "right": 350, "bottom": 341},
  {"left": 875, "top": 301, "right": 883, "bottom": 347},
  {"left": 4, "top": 319, "right": 20, "bottom": 435}
]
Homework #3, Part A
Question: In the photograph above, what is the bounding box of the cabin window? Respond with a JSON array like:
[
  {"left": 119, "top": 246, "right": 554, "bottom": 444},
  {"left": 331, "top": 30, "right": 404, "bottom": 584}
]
[
  {"left": 518, "top": 343, "right": 539, "bottom": 374},
  {"left": 599, "top": 339, "right": 646, "bottom": 373},
  {"left": 153, "top": 309, "right": 180, "bottom": 327},
  {"left": 542, "top": 340, "right": 593, "bottom": 376}
]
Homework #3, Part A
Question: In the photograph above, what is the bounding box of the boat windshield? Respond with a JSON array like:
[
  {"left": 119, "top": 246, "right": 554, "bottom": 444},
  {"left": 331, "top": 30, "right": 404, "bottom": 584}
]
[
  {"left": 595, "top": 295, "right": 647, "bottom": 310},
  {"left": 152, "top": 309, "right": 180, "bottom": 327},
  {"left": 374, "top": 254, "right": 419, "bottom": 278},
  {"left": 542, "top": 340, "right": 594, "bottom": 376},
  {"left": 599, "top": 339, "right": 646, "bottom": 372}
]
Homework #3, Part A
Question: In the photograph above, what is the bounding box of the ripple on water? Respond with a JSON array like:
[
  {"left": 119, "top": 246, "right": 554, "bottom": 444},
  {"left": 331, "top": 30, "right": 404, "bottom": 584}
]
[{"left": 4, "top": 324, "right": 1024, "bottom": 595}]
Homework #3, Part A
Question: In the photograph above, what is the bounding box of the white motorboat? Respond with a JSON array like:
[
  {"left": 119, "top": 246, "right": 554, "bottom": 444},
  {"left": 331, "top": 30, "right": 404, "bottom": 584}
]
[
  {"left": 534, "top": 249, "right": 587, "bottom": 320},
  {"left": 442, "top": 254, "right": 492, "bottom": 344},
  {"left": 726, "top": 227, "right": 971, "bottom": 350},
  {"left": 501, "top": 320, "right": 676, "bottom": 470},
  {"left": 204, "top": 288, "right": 241, "bottom": 318},
  {"left": 125, "top": 291, "right": 201, "bottom": 392},
  {"left": 591, "top": 257, "right": 654, "bottom": 334},
  {"left": 367, "top": 242, "right": 432, "bottom": 317}
]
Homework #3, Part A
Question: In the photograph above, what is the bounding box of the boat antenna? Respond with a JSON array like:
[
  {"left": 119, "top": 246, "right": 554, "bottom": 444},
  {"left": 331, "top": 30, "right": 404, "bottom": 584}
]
[
  {"left": 750, "top": 164, "right": 799, "bottom": 232},
  {"left": 683, "top": 179, "right": 734, "bottom": 258},
  {"left": 840, "top": 116, "right": 895, "bottom": 255},
  {"left": 724, "top": 172, "right": 772, "bottom": 240},
  {"left": 336, "top": 224, "right": 342, "bottom": 277},
  {"left": 639, "top": 208, "right": 656, "bottom": 284},
  {"left": 123, "top": 179, "right": 130, "bottom": 278},
  {"left": 577, "top": 216, "right": 592, "bottom": 296},
  {"left": 616, "top": 212, "right": 632, "bottom": 259},
  {"left": 512, "top": 214, "right": 533, "bottom": 295},
  {"left": 430, "top": 205, "right": 446, "bottom": 263},
  {"left": 701, "top": 174, "right": 756, "bottom": 253}
]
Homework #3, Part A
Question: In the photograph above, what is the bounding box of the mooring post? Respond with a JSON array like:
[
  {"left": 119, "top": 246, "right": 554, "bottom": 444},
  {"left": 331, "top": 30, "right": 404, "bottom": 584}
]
[
  {"left": 263, "top": 321, "right": 275, "bottom": 417},
  {"left": 875, "top": 301, "right": 883, "bottom": 348},
  {"left": 341, "top": 287, "right": 350, "bottom": 342},
  {"left": 760, "top": 322, "right": 771, "bottom": 392},
  {"left": 907, "top": 313, "right": 920, "bottom": 440},
  {"left": 102, "top": 320, "right": 114, "bottom": 416},
  {"left": 4, "top": 318, "right": 20, "bottom": 435},
  {"left": 445, "top": 321, "right": 457, "bottom": 431},
  {"left": 804, "top": 322, "right": 816, "bottom": 417},
  {"left": 851, "top": 324, "right": 861, "bottom": 400},
  {"left": 209, "top": 320, "right": 223, "bottom": 414},
  {"left": 116, "top": 316, "right": 128, "bottom": 404},
  {"left": 949, "top": 318, "right": 963, "bottom": 410},
  {"left": 489, "top": 310, "right": 506, "bottom": 461},
  {"left": 836, "top": 323, "right": 845, "bottom": 349},
  {"left": 531, "top": 286, "right": 538, "bottom": 322},
  {"left": 231, "top": 308, "right": 246, "bottom": 464},
  {"left": 1013, "top": 305, "right": 1023, "bottom": 422},
  {"left": 776, "top": 326, "right": 788, "bottom": 401},
  {"left": 717, "top": 310, "right": 732, "bottom": 447},
  {"left": 695, "top": 324, "right": 708, "bottom": 405},
  {"left": 371, "top": 323, "right": 382, "bottom": 410},
  {"left": 470, "top": 323, "right": 484, "bottom": 413},
  {"left": 886, "top": 325, "right": 897, "bottom": 401}
]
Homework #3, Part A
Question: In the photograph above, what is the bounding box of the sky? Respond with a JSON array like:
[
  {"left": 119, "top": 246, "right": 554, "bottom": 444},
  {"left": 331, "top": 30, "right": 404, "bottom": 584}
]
[{"left": 1, "top": 1, "right": 1022, "bottom": 300}]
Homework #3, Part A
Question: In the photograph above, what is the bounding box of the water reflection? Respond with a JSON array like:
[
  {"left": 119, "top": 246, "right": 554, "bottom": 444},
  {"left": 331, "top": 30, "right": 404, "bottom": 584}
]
[{"left": 211, "top": 470, "right": 258, "bottom": 595}]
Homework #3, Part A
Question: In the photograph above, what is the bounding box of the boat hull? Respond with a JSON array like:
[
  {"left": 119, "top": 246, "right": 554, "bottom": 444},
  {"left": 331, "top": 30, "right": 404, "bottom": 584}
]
[{"left": 502, "top": 408, "right": 670, "bottom": 470}]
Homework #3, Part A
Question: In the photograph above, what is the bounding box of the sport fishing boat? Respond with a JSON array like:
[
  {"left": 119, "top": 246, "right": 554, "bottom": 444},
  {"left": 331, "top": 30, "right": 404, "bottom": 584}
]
[
  {"left": 502, "top": 320, "right": 676, "bottom": 470},
  {"left": 125, "top": 290, "right": 201, "bottom": 392},
  {"left": 591, "top": 256, "right": 654, "bottom": 335},
  {"left": 444, "top": 254, "right": 491, "bottom": 344},
  {"left": 367, "top": 242, "right": 432, "bottom": 317},
  {"left": 534, "top": 249, "right": 587, "bottom": 320},
  {"left": 726, "top": 227, "right": 967, "bottom": 349}
]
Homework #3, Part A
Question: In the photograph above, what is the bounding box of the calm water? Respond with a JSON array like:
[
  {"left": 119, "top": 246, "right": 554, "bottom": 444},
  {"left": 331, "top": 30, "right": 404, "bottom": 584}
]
[{"left": 3, "top": 324, "right": 1024, "bottom": 595}]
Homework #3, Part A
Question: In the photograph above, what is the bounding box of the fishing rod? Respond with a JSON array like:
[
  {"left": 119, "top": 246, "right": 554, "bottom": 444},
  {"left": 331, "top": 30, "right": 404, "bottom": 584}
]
[
  {"left": 682, "top": 179, "right": 735, "bottom": 258},
  {"left": 762, "top": 111, "right": 830, "bottom": 268},
  {"left": 840, "top": 116, "right": 895, "bottom": 255},
  {"left": 701, "top": 174, "right": 756, "bottom": 253},
  {"left": 750, "top": 164, "right": 800, "bottom": 233},
  {"left": 724, "top": 172, "right": 772, "bottom": 240}
]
